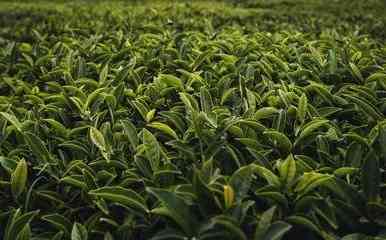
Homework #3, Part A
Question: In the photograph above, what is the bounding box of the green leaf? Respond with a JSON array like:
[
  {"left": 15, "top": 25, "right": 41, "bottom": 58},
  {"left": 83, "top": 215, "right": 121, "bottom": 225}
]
[
  {"left": 0, "top": 112, "right": 23, "bottom": 132},
  {"left": 295, "top": 119, "right": 329, "bottom": 146},
  {"left": 89, "top": 127, "right": 110, "bottom": 162},
  {"left": 254, "top": 107, "right": 279, "bottom": 121},
  {"left": 255, "top": 192, "right": 288, "bottom": 207},
  {"left": 362, "top": 150, "right": 380, "bottom": 202},
  {"left": 147, "top": 187, "right": 197, "bottom": 236},
  {"left": 99, "top": 64, "right": 109, "bottom": 84},
  {"left": 341, "top": 234, "right": 370, "bottom": 240},
  {"left": 43, "top": 119, "right": 68, "bottom": 137},
  {"left": 158, "top": 74, "right": 184, "bottom": 90},
  {"left": 179, "top": 92, "right": 199, "bottom": 112},
  {"left": 295, "top": 172, "right": 332, "bottom": 194},
  {"left": 71, "top": 222, "right": 88, "bottom": 240},
  {"left": 24, "top": 132, "right": 51, "bottom": 163},
  {"left": 147, "top": 122, "right": 178, "bottom": 139},
  {"left": 261, "top": 221, "right": 292, "bottom": 240},
  {"left": 16, "top": 224, "right": 31, "bottom": 240},
  {"left": 343, "top": 94, "right": 382, "bottom": 121},
  {"left": 4, "top": 209, "right": 39, "bottom": 240},
  {"left": 121, "top": 120, "right": 139, "bottom": 151},
  {"left": 131, "top": 100, "right": 150, "bottom": 122},
  {"left": 89, "top": 186, "right": 148, "bottom": 213},
  {"left": 278, "top": 154, "right": 296, "bottom": 186},
  {"left": 221, "top": 87, "right": 237, "bottom": 105},
  {"left": 192, "top": 169, "right": 218, "bottom": 215},
  {"left": 0, "top": 156, "right": 17, "bottom": 173},
  {"left": 264, "top": 130, "right": 292, "bottom": 155},
  {"left": 333, "top": 167, "right": 358, "bottom": 176},
  {"left": 229, "top": 165, "right": 254, "bottom": 203},
  {"left": 146, "top": 109, "right": 156, "bottom": 123},
  {"left": 11, "top": 159, "right": 28, "bottom": 198},
  {"left": 42, "top": 214, "right": 72, "bottom": 236},
  {"left": 253, "top": 165, "right": 281, "bottom": 187},
  {"left": 297, "top": 93, "right": 308, "bottom": 124},
  {"left": 60, "top": 176, "right": 87, "bottom": 189},
  {"left": 328, "top": 49, "right": 337, "bottom": 74},
  {"left": 349, "top": 62, "right": 363, "bottom": 82},
  {"left": 142, "top": 128, "right": 161, "bottom": 171},
  {"left": 200, "top": 86, "right": 213, "bottom": 113}
]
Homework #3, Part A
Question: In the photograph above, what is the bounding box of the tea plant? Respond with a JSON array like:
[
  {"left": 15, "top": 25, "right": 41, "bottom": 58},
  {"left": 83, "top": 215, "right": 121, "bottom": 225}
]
[{"left": 0, "top": 0, "right": 386, "bottom": 239}]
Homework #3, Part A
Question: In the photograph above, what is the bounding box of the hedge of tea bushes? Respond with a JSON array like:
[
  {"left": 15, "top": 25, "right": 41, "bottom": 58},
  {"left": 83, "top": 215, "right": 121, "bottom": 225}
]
[{"left": 0, "top": 1, "right": 386, "bottom": 239}]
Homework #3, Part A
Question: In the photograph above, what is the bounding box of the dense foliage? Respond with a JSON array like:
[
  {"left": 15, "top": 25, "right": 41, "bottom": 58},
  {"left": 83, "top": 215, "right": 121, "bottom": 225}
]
[{"left": 1, "top": 0, "right": 386, "bottom": 239}]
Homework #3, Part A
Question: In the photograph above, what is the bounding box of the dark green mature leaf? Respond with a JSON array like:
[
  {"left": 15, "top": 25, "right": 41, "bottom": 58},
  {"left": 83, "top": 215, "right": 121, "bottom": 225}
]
[
  {"left": 229, "top": 165, "right": 254, "bottom": 203},
  {"left": 89, "top": 186, "right": 148, "bottom": 213},
  {"left": 24, "top": 132, "right": 51, "bottom": 163},
  {"left": 264, "top": 130, "right": 292, "bottom": 155},
  {"left": 209, "top": 215, "right": 247, "bottom": 240},
  {"left": 147, "top": 187, "right": 197, "bottom": 236},
  {"left": 4, "top": 209, "right": 39, "bottom": 240},
  {"left": 261, "top": 221, "right": 292, "bottom": 240},
  {"left": 42, "top": 214, "right": 73, "bottom": 236},
  {"left": 362, "top": 150, "right": 380, "bottom": 202}
]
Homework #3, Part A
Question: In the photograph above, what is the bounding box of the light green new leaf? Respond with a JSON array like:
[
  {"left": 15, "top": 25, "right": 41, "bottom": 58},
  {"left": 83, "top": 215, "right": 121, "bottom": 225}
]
[
  {"left": 147, "top": 122, "right": 178, "bottom": 139},
  {"left": 297, "top": 93, "right": 308, "bottom": 124},
  {"left": 146, "top": 109, "right": 156, "bottom": 123},
  {"left": 349, "top": 62, "right": 363, "bottom": 82},
  {"left": 254, "top": 107, "right": 279, "bottom": 121},
  {"left": 4, "top": 209, "right": 39, "bottom": 240},
  {"left": 210, "top": 215, "right": 247, "bottom": 240},
  {"left": 89, "top": 127, "right": 110, "bottom": 162},
  {"left": 121, "top": 120, "right": 139, "bottom": 150},
  {"left": 278, "top": 154, "right": 296, "bottom": 185},
  {"left": 142, "top": 128, "right": 161, "bottom": 170},
  {"left": 255, "top": 206, "right": 276, "bottom": 239},
  {"left": 333, "top": 167, "right": 358, "bottom": 176},
  {"left": 158, "top": 74, "right": 184, "bottom": 90},
  {"left": 71, "top": 223, "right": 88, "bottom": 240},
  {"left": 295, "top": 172, "right": 332, "bottom": 194},
  {"left": 200, "top": 86, "right": 213, "bottom": 113},
  {"left": 11, "top": 159, "right": 28, "bottom": 198},
  {"left": 99, "top": 64, "right": 109, "bottom": 84},
  {"left": 229, "top": 165, "right": 254, "bottom": 203}
]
